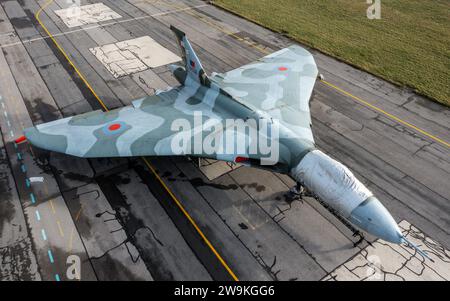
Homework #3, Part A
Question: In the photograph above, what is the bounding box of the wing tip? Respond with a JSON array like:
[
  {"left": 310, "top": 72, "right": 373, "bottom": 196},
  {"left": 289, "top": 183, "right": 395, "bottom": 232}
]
[{"left": 24, "top": 127, "right": 69, "bottom": 155}]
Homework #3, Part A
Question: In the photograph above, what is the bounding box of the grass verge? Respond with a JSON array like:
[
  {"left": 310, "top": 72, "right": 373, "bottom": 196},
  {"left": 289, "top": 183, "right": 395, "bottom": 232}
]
[{"left": 214, "top": 0, "right": 450, "bottom": 106}]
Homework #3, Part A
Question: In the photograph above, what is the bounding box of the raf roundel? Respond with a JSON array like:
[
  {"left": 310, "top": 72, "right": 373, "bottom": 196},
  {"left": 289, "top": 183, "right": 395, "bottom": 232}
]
[
  {"left": 102, "top": 121, "right": 126, "bottom": 136},
  {"left": 20, "top": 26, "right": 411, "bottom": 251},
  {"left": 109, "top": 124, "right": 121, "bottom": 131}
]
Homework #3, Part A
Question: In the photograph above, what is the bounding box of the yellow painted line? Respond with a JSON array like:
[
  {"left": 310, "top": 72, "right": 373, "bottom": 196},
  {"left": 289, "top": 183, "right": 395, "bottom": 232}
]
[
  {"left": 156, "top": 1, "right": 272, "bottom": 55},
  {"left": 320, "top": 80, "right": 450, "bottom": 148},
  {"left": 36, "top": 0, "right": 108, "bottom": 112},
  {"left": 49, "top": 199, "right": 56, "bottom": 214},
  {"left": 1, "top": 4, "right": 208, "bottom": 49},
  {"left": 35, "top": 0, "right": 238, "bottom": 281},
  {"left": 74, "top": 205, "right": 83, "bottom": 222},
  {"left": 43, "top": 184, "right": 49, "bottom": 195},
  {"left": 142, "top": 157, "right": 239, "bottom": 281},
  {"left": 29, "top": 144, "right": 35, "bottom": 158},
  {"left": 56, "top": 220, "right": 64, "bottom": 237},
  {"left": 160, "top": 0, "right": 449, "bottom": 149},
  {"left": 68, "top": 228, "right": 74, "bottom": 252}
]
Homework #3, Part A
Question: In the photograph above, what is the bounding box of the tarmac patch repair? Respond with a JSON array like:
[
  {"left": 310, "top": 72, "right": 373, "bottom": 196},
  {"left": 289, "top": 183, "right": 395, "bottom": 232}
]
[
  {"left": 54, "top": 3, "right": 122, "bottom": 28},
  {"left": 89, "top": 36, "right": 181, "bottom": 78}
]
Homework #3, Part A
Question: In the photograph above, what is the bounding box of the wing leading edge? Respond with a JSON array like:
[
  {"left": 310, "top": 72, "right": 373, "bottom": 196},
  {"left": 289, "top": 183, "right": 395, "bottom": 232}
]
[
  {"left": 24, "top": 88, "right": 264, "bottom": 162},
  {"left": 23, "top": 28, "right": 318, "bottom": 167}
]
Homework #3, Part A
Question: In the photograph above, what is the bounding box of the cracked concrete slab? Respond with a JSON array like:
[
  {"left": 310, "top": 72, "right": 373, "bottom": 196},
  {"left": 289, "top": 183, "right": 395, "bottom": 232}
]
[
  {"left": 195, "top": 158, "right": 242, "bottom": 181},
  {"left": 0, "top": 0, "right": 449, "bottom": 281},
  {"left": 89, "top": 36, "right": 181, "bottom": 78},
  {"left": 54, "top": 3, "right": 122, "bottom": 28},
  {"left": 113, "top": 169, "right": 212, "bottom": 280},
  {"left": 323, "top": 220, "right": 450, "bottom": 281},
  {"left": 64, "top": 183, "right": 153, "bottom": 281}
]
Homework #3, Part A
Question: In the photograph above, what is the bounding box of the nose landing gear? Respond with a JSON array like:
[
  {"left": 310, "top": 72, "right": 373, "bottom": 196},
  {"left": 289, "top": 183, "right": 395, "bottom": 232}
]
[
  {"left": 286, "top": 182, "right": 367, "bottom": 248},
  {"left": 352, "top": 231, "right": 366, "bottom": 248}
]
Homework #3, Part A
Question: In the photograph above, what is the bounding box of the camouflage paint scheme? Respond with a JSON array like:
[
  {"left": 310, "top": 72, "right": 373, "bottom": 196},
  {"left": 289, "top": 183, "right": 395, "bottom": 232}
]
[
  {"left": 24, "top": 26, "right": 318, "bottom": 173},
  {"left": 23, "top": 26, "right": 414, "bottom": 249}
]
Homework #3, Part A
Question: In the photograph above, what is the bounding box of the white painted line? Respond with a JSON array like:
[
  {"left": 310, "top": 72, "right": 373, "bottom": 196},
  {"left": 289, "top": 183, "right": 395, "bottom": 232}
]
[
  {"left": 0, "top": 4, "right": 208, "bottom": 49},
  {"left": 1, "top": 102, "right": 4, "bottom": 108},
  {"left": 7, "top": 120, "right": 11, "bottom": 127},
  {"left": 9, "top": 130, "right": 14, "bottom": 137},
  {"left": 3, "top": 111, "right": 7, "bottom": 117},
  {"left": 29, "top": 177, "right": 44, "bottom": 183}
]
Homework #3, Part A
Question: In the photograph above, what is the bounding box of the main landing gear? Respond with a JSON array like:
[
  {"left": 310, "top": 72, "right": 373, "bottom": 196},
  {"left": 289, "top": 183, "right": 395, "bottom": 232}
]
[{"left": 287, "top": 182, "right": 308, "bottom": 202}]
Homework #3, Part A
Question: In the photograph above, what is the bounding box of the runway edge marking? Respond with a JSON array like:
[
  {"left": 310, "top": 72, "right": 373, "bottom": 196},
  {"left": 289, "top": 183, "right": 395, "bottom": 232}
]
[{"left": 35, "top": 0, "right": 239, "bottom": 281}]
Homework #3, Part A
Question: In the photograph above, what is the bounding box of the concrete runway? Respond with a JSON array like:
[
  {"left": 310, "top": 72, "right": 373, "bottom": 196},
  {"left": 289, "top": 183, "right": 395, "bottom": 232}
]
[{"left": 0, "top": 0, "right": 449, "bottom": 281}]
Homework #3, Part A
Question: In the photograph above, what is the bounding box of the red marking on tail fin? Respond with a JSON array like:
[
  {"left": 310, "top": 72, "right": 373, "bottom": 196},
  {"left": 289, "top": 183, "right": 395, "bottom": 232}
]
[
  {"left": 15, "top": 135, "right": 27, "bottom": 144},
  {"left": 278, "top": 67, "right": 288, "bottom": 71}
]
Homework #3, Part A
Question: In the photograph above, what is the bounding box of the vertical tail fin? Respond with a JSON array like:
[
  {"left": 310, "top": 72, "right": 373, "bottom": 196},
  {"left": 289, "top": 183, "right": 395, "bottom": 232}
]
[{"left": 170, "top": 25, "right": 211, "bottom": 86}]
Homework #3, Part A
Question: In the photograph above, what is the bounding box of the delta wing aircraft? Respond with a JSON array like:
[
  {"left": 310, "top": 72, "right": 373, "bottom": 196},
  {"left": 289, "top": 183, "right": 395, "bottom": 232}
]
[{"left": 19, "top": 26, "right": 427, "bottom": 256}]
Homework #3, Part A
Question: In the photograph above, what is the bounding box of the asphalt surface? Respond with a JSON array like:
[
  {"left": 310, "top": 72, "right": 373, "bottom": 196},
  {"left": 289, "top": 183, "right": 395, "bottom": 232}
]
[{"left": 0, "top": 0, "right": 449, "bottom": 281}]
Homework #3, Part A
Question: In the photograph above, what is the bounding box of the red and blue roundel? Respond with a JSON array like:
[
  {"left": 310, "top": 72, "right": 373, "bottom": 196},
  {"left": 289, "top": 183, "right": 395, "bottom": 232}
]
[{"left": 102, "top": 121, "right": 126, "bottom": 136}]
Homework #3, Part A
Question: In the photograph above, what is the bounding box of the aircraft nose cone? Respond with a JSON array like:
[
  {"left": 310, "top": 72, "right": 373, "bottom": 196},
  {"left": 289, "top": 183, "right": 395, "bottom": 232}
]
[{"left": 349, "top": 196, "right": 403, "bottom": 244}]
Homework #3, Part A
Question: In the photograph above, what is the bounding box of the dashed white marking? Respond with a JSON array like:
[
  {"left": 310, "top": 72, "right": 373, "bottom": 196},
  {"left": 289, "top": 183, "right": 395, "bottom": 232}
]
[
  {"left": 41, "top": 229, "right": 47, "bottom": 241},
  {"left": 47, "top": 250, "right": 54, "bottom": 263},
  {"left": 1, "top": 4, "right": 208, "bottom": 49}
]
